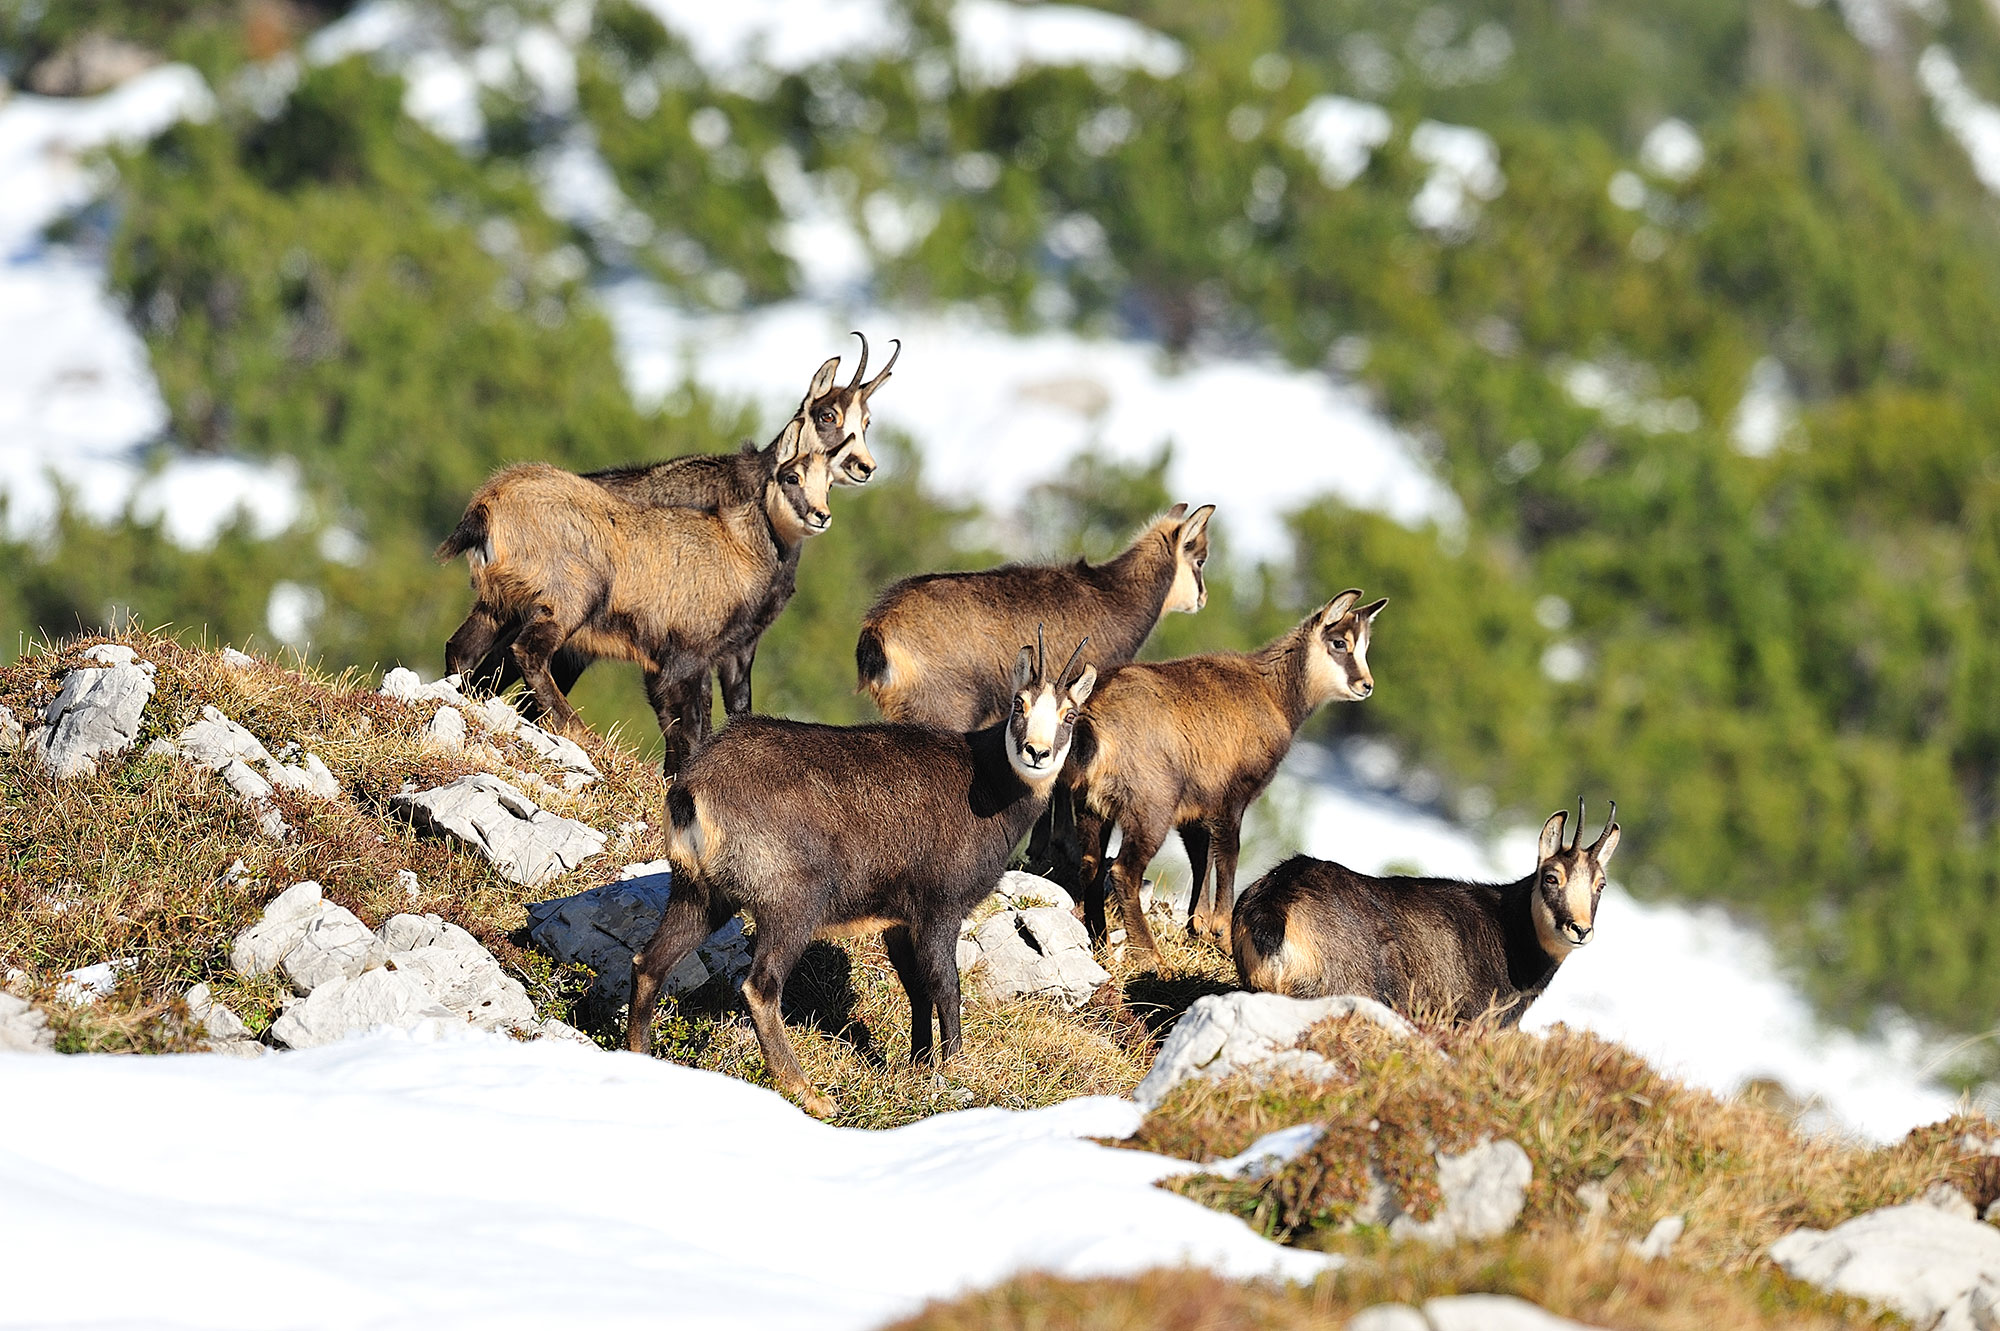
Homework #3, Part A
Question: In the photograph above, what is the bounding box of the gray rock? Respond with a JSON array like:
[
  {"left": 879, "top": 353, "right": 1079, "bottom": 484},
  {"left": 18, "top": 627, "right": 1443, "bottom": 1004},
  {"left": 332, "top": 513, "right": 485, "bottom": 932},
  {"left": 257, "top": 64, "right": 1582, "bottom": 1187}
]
[
  {"left": 962, "top": 907, "right": 1107, "bottom": 1009},
  {"left": 1361, "top": 1139, "right": 1532, "bottom": 1244},
  {"left": 395, "top": 869, "right": 423, "bottom": 900},
  {"left": 426, "top": 705, "right": 468, "bottom": 749},
  {"left": 230, "top": 881, "right": 329, "bottom": 977},
  {"left": 380, "top": 667, "right": 468, "bottom": 706},
  {"left": 269, "top": 968, "right": 459, "bottom": 1049},
  {"left": 1629, "top": 1213, "right": 1686, "bottom": 1259},
  {"left": 1134, "top": 991, "right": 1414, "bottom": 1111},
  {"left": 1349, "top": 1307, "right": 1433, "bottom": 1331},
  {"left": 512, "top": 720, "right": 599, "bottom": 790},
  {"left": 1770, "top": 1203, "right": 2000, "bottom": 1330},
  {"left": 32, "top": 653, "right": 155, "bottom": 778},
  {"left": 1355, "top": 1294, "right": 1606, "bottom": 1330},
  {"left": 0, "top": 704, "right": 23, "bottom": 751},
  {"left": 0, "top": 992, "right": 54, "bottom": 1053},
  {"left": 56, "top": 958, "right": 135, "bottom": 1004},
  {"left": 530, "top": 1016, "right": 595, "bottom": 1045},
  {"left": 220, "top": 647, "right": 258, "bottom": 669},
  {"left": 990, "top": 870, "right": 1077, "bottom": 913},
  {"left": 1925, "top": 1183, "right": 1980, "bottom": 1222},
  {"left": 386, "top": 945, "right": 534, "bottom": 1030},
  {"left": 175, "top": 706, "right": 339, "bottom": 800},
  {"left": 377, "top": 912, "right": 445, "bottom": 953},
  {"left": 280, "top": 906, "right": 387, "bottom": 995},
  {"left": 392, "top": 774, "right": 605, "bottom": 887},
  {"left": 184, "top": 983, "right": 251, "bottom": 1042},
  {"left": 523, "top": 870, "right": 741, "bottom": 1001}
]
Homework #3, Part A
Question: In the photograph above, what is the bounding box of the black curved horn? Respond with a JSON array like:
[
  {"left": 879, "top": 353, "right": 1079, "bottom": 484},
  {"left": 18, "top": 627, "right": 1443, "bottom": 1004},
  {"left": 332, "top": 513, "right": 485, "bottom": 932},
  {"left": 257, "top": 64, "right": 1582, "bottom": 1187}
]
[
  {"left": 864, "top": 337, "right": 901, "bottom": 394},
  {"left": 1036, "top": 623, "right": 1047, "bottom": 679},
  {"left": 1057, "top": 636, "right": 1090, "bottom": 688},
  {"left": 1570, "top": 796, "right": 1585, "bottom": 851},
  {"left": 848, "top": 331, "right": 869, "bottom": 389},
  {"left": 1591, "top": 800, "right": 1618, "bottom": 851}
]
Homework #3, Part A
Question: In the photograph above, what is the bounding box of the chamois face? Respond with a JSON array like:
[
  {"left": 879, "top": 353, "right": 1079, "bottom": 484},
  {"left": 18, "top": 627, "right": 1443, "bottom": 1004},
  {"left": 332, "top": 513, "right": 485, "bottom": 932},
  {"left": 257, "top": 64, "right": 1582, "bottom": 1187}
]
[
  {"left": 765, "top": 420, "right": 836, "bottom": 542},
  {"left": 1530, "top": 802, "right": 1621, "bottom": 959},
  {"left": 1302, "top": 589, "right": 1390, "bottom": 704},
  {"left": 802, "top": 333, "right": 899, "bottom": 485},
  {"left": 1004, "top": 645, "right": 1096, "bottom": 781},
  {"left": 1161, "top": 504, "right": 1216, "bottom": 615}
]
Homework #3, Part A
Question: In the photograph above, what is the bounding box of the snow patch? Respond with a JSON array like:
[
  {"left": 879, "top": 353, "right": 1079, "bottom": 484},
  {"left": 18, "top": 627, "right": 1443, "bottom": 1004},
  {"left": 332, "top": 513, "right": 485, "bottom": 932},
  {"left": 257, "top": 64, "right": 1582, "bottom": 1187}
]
[
  {"left": 952, "top": 0, "right": 1186, "bottom": 89},
  {"left": 634, "top": 0, "right": 911, "bottom": 81},
  {"left": 1918, "top": 45, "right": 2000, "bottom": 198},
  {"left": 1732, "top": 356, "right": 1798, "bottom": 457},
  {"left": 1638, "top": 118, "right": 1704, "bottom": 181},
  {"left": 1408, "top": 121, "right": 1504, "bottom": 234},
  {"left": 1287, "top": 95, "right": 1393, "bottom": 188}
]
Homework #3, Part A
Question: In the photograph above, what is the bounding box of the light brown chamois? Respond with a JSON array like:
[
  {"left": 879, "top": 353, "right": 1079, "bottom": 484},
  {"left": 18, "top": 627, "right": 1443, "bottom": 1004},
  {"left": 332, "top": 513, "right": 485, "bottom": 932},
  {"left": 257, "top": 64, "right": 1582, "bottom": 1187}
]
[
  {"left": 855, "top": 503, "right": 1214, "bottom": 729},
  {"left": 436, "top": 419, "right": 833, "bottom": 753},
  {"left": 1233, "top": 802, "right": 1620, "bottom": 1026},
  {"left": 1061, "top": 590, "right": 1388, "bottom": 960},
  {"left": 628, "top": 633, "right": 1097, "bottom": 1118},
  {"left": 456, "top": 337, "right": 897, "bottom": 766}
]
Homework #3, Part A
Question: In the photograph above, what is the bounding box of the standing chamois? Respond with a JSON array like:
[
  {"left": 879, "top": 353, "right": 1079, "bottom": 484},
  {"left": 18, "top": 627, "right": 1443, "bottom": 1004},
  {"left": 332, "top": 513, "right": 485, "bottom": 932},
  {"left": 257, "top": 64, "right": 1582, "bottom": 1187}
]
[
  {"left": 628, "top": 633, "right": 1098, "bottom": 1118},
  {"left": 855, "top": 503, "right": 1214, "bottom": 729},
  {"left": 1233, "top": 802, "right": 1620, "bottom": 1026},
  {"left": 436, "top": 419, "right": 834, "bottom": 762},
  {"left": 1062, "top": 590, "right": 1388, "bottom": 961},
  {"left": 460, "top": 336, "right": 898, "bottom": 762}
]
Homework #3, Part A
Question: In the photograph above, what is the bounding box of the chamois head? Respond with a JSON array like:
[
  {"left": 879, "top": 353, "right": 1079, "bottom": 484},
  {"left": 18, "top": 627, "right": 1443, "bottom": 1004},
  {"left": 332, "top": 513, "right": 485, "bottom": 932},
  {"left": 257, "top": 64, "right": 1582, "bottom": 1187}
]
[
  {"left": 1302, "top": 589, "right": 1389, "bottom": 703},
  {"left": 801, "top": 331, "right": 899, "bottom": 486},
  {"left": 1531, "top": 799, "right": 1620, "bottom": 958},
  {"left": 1005, "top": 629, "right": 1097, "bottom": 783},
  {"left": 1160, "top": 503, "right": 1217, "bottom": 615},
  {"left": 766, "top": 419, "right": 836, "bottom": 542}
]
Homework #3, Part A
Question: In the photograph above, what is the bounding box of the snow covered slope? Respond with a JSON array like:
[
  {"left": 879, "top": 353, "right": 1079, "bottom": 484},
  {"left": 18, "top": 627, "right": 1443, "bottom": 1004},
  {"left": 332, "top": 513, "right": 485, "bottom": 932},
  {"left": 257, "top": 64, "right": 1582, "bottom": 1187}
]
[{"left": 0, "top": 1034, "right": 1323, "bottom": 1330}]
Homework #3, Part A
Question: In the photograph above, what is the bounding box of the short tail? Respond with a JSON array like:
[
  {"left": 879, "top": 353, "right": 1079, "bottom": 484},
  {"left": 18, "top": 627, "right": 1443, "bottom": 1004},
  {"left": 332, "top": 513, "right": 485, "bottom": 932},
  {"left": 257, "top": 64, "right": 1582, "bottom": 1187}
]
[
  {"left": 665, "top": 783, "right": 703, "bottom": 871},
  {"left": 855, "top": 624, "right": 889, "bottom": 693},
  {"left": 435, "top": 503, "right": 490, "bottom": 565},
  {"left": 1232, "top": 888, "right": 1290, "bottom": 992}
]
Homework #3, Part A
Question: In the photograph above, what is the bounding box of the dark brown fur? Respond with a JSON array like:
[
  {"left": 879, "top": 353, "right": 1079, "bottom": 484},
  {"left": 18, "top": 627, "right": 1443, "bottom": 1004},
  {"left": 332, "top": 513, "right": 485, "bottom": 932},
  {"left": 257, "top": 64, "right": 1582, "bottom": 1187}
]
[
  {"left": 1232, "top": 805, "right": 1620, "bottom": 1026},
  {"left": 856, "top": 504, "right": 1213, "bottom": 730},
  {"left": 627, "top": 642, "right": 1097, "bottom": 1116},
  {"left": 1060, "top": 591, "right": 1388, "bottom": 961}
]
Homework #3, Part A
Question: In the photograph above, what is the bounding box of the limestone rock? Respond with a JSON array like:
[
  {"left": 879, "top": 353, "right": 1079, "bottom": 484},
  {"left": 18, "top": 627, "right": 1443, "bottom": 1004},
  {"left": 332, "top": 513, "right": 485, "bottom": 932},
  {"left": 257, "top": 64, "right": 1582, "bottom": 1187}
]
[
  {"left": 220, "top": 647, "right": 258, "bottom": 669},
  {"left": 174, "top": 706, "right": 339, "bottom": 799},
  {"left": 396, "top": 869, "right": 423, "bottom": 900},
  {"left": 1924, "top": 1183, "right": 1980, "bottom": 1222},
  {"left": 961, "top": 906, "right": 1106, "bottom": 1009},
  {"left": 230, "top": 881, "right": 330, "bottom": 977},
  {"left": 512, "top": 721, "right": 599, "bottom": 790},
  {"left": 269, "top": 968, "right": 459, "bottom": 1050},
  {"left": 32, "top": 651, "right": 155, "bottom": 777},
  {"left": 1134, "top": 991, "right": 1415, "bottom": 1111},
  {"left": 0, "top": 992, "right": 54, "bottom": 1053},
  {"left": 184, "top": 983, "right": 251, "bottom": 1042},
  {"left": 1353, "top": 1295, "right": 1608, "bottom": 1331},
  {"left": 426, "top": 705, "right": 467, "bottom": 749},
  {"left": 380, "top": 668, "right": 469, "bottom": 706},
  {"left": 1357, "top": 1139, "right": 1533, "bottom": 1244},
  {"left": 1629, "top": 1214, "right": 1685, "bottom": 1259},
  {"left": 0, "top": 704, "right": 23, "bottom": 752},
  {"left": 391, "top": 773, "right": 605, "bottom": 887},
  {"left": 280, "top": 906, "right": 387, "bottom": 995},
  {"left": 56, "top": 959, "right": 135, "bottom": 1004},
  {"left": 1770, "top": 1203, "right": 2000, "bottom": 1330},
  {"left": 386, "top": 943, "right": 534, "bottom": 1030},
  {"left": 990, "top": 870, "right": 1076, "bottom": 914},
  {"left": 523, "top": 870, "right": 741, "bottom": 1000}
]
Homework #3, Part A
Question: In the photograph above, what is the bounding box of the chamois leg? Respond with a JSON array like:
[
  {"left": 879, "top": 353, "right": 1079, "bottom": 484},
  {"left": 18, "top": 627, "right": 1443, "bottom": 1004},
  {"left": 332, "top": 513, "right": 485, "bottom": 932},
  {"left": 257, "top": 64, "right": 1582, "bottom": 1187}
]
[
  {"left": 1073, "top": 805, "right": 1111, "bottom": 940},
  {"left": 1023, "top": 786, "right": 1076, "bottom": 882},
  {"left": 717, "top": 644, "right": 755, "bottom": 718},
  {"left": 1179, "top": 822, "right": 1214, "bottom": 938},
  {"left": 1203, "top": 816, "right": 1244, "bottom": 949},
  {"left": 739, "top": 910, "right": 833, "bottom": 1118},
  {"left": 645, "top": 669, "right": 704, "bottom": 779},
  {"left": 1108, "top": 818, "right": 1166, "bottom": 964},
  {"left": 627, "top": 886, "right": 718, "bottom": 1054},
  {"left": 883, "top": 925, "right": 933, "bottom": 1066},
  {"left": 444, "top": 602, "right": 507, "bottom": 680},
  {"left": 510, "top": 606, "right": 585, "bottom": 732},
  {"left": 918, "top": 923, "right": 966, "bottom": 1062}
]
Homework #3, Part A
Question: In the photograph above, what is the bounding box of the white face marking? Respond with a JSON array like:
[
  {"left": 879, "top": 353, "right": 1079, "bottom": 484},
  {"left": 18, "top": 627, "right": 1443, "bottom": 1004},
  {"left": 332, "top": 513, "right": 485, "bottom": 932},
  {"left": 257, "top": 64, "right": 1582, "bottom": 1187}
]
[{"left": 1532, "top": 893, "right": 1576, "bottom": 960}]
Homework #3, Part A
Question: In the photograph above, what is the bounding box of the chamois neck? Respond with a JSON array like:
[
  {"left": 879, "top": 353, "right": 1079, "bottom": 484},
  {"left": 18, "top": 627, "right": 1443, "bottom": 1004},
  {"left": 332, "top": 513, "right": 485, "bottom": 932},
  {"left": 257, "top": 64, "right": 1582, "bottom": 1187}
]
[
  {"left": 966, "top": 723, "right": 1057, "bottom": 833},
  {"left": 1090, "top": 524, "right": 1178, "bottom": 614},
  {"left": 1255, "top": 623, "right": 1328, "bottom": 733},
  {"left": 1497, "top": 874, "right": 1564, "bottom": 994}
]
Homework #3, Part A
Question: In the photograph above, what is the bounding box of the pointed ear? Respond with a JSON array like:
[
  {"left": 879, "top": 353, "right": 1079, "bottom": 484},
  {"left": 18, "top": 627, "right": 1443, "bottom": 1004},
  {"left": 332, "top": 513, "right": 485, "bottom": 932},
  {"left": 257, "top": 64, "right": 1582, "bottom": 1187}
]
[
  {"left": 1011, "top": 645, "right": 1037, "bottom": 693},
  {"left": 1319, "top": 589, "right": 1362, "bottom": 624},
  {"left": 1179, "top": 504, "right": 1215, "bottom": 548},
  {"left": 1068, "top": 664, "right": 1097, "bottom": 707},
  {"left": 1592, "top": 822, "right": 1621, "bottom": 867},
  {"left": 775, "top": 418, "right": 805, "bottom": 465},
  {"left": 809, "top": 356, "right": 841, "bottom": 399},
  {"left": 1537, "top": 810, "right": 1568, "bottom": 863},
  {"left": 1358, "top": 596, "right": 1388, "bottom": 622}
]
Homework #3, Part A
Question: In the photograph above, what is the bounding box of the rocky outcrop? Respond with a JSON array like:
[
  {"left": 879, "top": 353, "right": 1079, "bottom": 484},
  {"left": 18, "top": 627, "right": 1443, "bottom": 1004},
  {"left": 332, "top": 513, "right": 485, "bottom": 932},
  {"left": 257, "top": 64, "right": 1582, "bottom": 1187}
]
[
  {"left": 185, "top": 983, "right": 263, "bottom": 1056},
  {"left": 1352, "top": 1295, "right": 1606, "bottom": 1330},
  {"left": 524, "top": 867, "right": 750, "bottom": 1002},
  {"left": 958, "top": 905, "right": 1107, "bottom": 1009},
  {"left": 0, "top": 993, "right": 55, "bottom": 1053},
  {"left": 152, "top": 705, "right": 340, "bottom": 839},
  {"left": 29, "top": 645, "right": 155, "bottom": 778},
  {"left": 382, "top": 668, "right": 595, "bottom": 789},
  {"left": 1133, "top": 991, "right": 1414, "bottom": 1110},
  {"left": 0, "top": 704, "right": 24, "bottom": 751},
  {"left": 1355, "top": 1138, "right": 1534, "bottom": 1244},
  {"left": 1769, "top": 1202, "right": 2000, "bottom": 1330},
  {"left": 391, "top": 773, "right": 604, "bottom": 887}
]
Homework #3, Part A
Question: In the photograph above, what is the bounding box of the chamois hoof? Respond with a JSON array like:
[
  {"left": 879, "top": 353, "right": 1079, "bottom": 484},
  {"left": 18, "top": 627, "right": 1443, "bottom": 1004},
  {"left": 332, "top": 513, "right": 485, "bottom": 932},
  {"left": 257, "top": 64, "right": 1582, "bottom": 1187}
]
[{"left": 799, "top": 1089, "right": 838, "bottom": 1119}]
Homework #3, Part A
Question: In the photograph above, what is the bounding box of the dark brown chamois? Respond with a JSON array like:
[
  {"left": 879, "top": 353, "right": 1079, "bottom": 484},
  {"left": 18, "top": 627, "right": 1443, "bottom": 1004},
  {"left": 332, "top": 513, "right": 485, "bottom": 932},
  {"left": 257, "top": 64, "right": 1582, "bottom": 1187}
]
[
  {"left": 436, "top": 420, "right": 833, "bottom": 763},
  {"left": 1061, "top": 590, "right": 1388, "bottom": 961},
  {"left": 460, "top": 336, "right": 897, "bottom": 760},
  {"left": 856, "top": 503, "right": 1213, "bottom": 729},
  {"left": 1232, "top": 802, "right": 1620, "bottom": 1026},
  {"left": 628, "top": 634, "right": 1098, "bottom": 1118}
]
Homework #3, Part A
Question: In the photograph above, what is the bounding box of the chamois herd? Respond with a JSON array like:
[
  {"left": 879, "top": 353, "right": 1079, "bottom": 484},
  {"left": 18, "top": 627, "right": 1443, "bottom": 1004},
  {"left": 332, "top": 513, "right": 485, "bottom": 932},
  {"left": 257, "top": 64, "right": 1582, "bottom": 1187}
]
[{"left": 438, "top": 336, "right": 1622, "bottom": 1115}]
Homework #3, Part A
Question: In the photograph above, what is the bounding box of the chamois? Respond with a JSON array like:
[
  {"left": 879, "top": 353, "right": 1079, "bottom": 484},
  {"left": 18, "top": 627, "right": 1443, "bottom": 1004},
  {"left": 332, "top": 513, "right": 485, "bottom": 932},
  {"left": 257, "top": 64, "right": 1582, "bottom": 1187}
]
[
  {"left": 628, "top": 633, "right": 1098, "bottom": 1118},
  {"left": 1062, "top": 590, "right": 1388, "bottom": 960},
  {"left": 856, "top": 503, "right": 1214, "bottom": 729},
  {"left": 1233, "top": 802, "right": 1620, "bottom": 1026},
  {"left": 436, "top": 419, "right": 834, "bottom": 763},
  {"left": 461, "top": 335, "right": 898, "bottom": 755}
]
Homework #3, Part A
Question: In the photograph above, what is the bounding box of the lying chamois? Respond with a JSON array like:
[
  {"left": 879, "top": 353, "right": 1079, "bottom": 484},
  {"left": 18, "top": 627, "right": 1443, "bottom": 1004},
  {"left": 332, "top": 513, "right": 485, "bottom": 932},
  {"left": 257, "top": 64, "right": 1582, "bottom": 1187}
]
[
  {"left": 1063, "top": 590, "right": 1388, "bottom": 960},
  {"left": 436, "top": 419, "right": 833, "bottom": 750},
  {"left": 462, "top": 336, "right": 897, "bottom": 764},
  {"left": 1233, "top": 802, "right": 1620, "bottom": 1026},
  {"left": 628, "top": 634, "right": 1098, "bottom": 1118},
  {"left": 856, "top": 503, "right": 1214, "bottom": 728}
]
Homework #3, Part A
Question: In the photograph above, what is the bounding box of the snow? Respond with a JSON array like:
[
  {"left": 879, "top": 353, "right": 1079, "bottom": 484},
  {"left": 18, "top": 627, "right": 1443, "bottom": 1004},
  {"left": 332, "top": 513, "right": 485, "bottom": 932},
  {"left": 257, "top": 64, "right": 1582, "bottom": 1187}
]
[
  {"left": 0, "top": 1034, "right": 1327, "bottom": 1329},
  {"left": 952, "top": 0, "right": 1186, "bottom": 89},
  {"left": 598, "top": 287, "right": 1462, "bottom": 561},
  {"left": 1638, "top": 118, "right": 1704, "bottom": 182},
  {"left": 1266, "top": 744, "right": 1962, "bottom": 1143},
  {"left": 1408, "top": 121, "right": 1504, "bottom": 233},
  {"left": 633, "top": 0, "right": 911, "bottom": 78},
  {"left": 0, "top": 65, "right": 303, "bottom": 548},
  {"left": 1287, "top": 95, "right": 1393, "bottom": 189},
  {"left": 1732, "top": 356, "right": 1797, "bottom": 457},
  {"left": 1919, "top": 45, "right": 2000, "bottom": 198}
]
